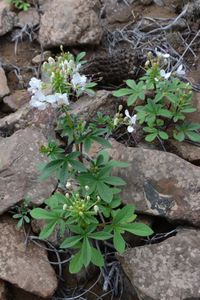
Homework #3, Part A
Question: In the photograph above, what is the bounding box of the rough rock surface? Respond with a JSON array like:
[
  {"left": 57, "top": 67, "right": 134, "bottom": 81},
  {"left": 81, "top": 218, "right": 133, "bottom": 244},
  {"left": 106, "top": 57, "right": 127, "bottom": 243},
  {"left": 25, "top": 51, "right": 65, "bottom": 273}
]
[
  {"left": 0, "top": 216, "right": 57, "bottom": 297},
  {"left": 71, "top": 90, "right": 119, "bottom": 121},
  {"left": 167, "top": 139, "right": 200, "bottom": 164},
  {"left": 39, "top": 0, "right": 102, "bottom": 48},
  {"left": 15, "top": 7, "right": 40, "bottom": 28},
  {"left": 118, "top": 228, "right": 200, "bottom": 300},
  {"left": 0, "top": 1, "right": 15, "bottom": 36},
  {"left": 0, "top": 67, "right": 10, "bottom": 100},
  {"left": 1, "top": 90, "right": 29, "bottom": 112},
  {"left": 107, "top": 140, "right": 200, "bottom": 226},
  {"left": 0, "top": 104, "right": 57, "bottom": 138},
  {"left": 0, "top": 128, "right": 57, "bottom": 214}
]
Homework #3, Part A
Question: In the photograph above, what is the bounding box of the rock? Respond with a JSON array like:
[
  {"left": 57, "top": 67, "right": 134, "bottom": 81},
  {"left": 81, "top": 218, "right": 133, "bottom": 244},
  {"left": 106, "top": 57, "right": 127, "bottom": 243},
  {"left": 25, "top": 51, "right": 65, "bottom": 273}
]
[
  {"left": 0, "top": 1, "right": 15, "bottom": 36},
  {"left": 39, "top": 0, "right": 103, "bottom": 48},
  {"left": 0, "top": 127, "right": 57, "bottom": 215},
  {"left": 0, "top": 104, "right": 58, "bottom": 138},
  {"left": 32, "top": 51, "right": 52, "bottom": 65},
  {"left": 101, "top": 0, "right": 133, "bottom": 25},
  {"left": 0, "top": 280, "right": 7, "bottom": 300},
  {"left": 1, "top": 90, "right": 29, "bottom": 112},
  {"left": 0, "top": 67, "right": 10, "bottom": 100},
  {"left": 70, "top": 90, "right": 118, "bottom": 122},
  {"left": 140, "top": 0, "right": 153, "bottom": 5},
  {"left": 7, "top": 284, "right": 47, "bottom": 300},
  {"left": 118, "top": 228, "right": 200, "bottom": 300},
  {"left": 106, "top": 140, "right": 200, "bottom": 226},
  {"left": 167, "top": 139, "right": 200, "bottom": 164},
  {"left": 15, "top": 7, "right": 40, "bottom": 28},
  {"left": 0, "top": 216, "right": 57, "bottom": 297}
]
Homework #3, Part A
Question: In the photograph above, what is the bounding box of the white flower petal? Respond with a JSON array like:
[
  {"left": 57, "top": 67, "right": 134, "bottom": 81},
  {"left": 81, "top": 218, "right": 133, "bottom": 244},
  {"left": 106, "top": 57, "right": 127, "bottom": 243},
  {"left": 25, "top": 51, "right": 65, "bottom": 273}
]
[
  {"left": 127, "top": 125, "right": 134, "bottom": 133},
  {"left": 125, "top": 109, "right": 131, "bottom": 118},
  {"left": 176, "top": 65, "right": 186, "bottom": 76},
  {"left": 131, "top": 115, "right": 137, "bottom": 124}
]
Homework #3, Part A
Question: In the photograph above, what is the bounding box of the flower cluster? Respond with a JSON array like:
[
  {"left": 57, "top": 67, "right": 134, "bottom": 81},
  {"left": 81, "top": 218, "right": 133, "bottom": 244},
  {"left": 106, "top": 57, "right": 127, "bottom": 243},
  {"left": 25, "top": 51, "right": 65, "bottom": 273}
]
[
  {"left": 113, "top": 105, "right": 137, "bottom": 133},
  {"left": 28, "top": 77, "right": 69, "bottom": 110},
  {"left": 28, "top": 50, "right": 94, "bottom": 110}
]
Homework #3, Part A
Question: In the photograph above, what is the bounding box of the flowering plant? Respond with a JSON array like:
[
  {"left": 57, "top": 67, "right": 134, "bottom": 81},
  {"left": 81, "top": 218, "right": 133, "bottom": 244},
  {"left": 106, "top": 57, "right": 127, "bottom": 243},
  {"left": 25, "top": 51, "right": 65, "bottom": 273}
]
[
  {"left": 114, "top": 50, "right": 200, "bottom": 143},
  {"left": 28, "top": 50, "right": 153, "bottom": 274}
]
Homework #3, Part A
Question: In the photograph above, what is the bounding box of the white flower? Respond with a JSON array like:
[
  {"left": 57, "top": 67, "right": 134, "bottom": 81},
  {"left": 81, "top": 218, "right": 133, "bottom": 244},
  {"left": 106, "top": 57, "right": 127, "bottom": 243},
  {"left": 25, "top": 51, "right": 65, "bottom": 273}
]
[
  {"left": 125, "top": 109, "right": 137, "bottom": 133},
  {"left": 176, "top": 64, "right": 185, "bottom": 76},
  {"left": 155, "top": 48, "right": 170, "bottom": 59},
  {"left": 48, "top": 57, "right": 55, "bottom": 64},
  {"left": 94, "top": 205, "right": 99, "bottom": 214},
  {"left": 55, "top": 93, "right": 69, "bottom": 106},
  {"left": 160, "top": 69, "right": 171, "bottom": 80},
  {"left": 28, "top": 77, "right": 42, "bottom": 94},
  {"left": 71, "top": 73, "right": 87, "bottom": 89}
]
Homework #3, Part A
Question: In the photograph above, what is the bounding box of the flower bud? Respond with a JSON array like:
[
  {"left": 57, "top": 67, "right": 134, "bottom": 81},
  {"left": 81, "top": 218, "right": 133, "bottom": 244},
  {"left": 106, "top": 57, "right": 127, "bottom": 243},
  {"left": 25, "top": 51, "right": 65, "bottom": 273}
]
[
  {"left": 94, "top": 205, "right": 99, "bottom": 214},
  {"left": 63, "top": 204, "right": 67, "bottom": 210},
  {"left": 86, "top": 195, "right": 90, "bottom": 201},
  {"left": 66, "top": 182, "right": 72, "bottom": 189},
  {"left": 118, "top": 104, "right": 123, "bottom": 112},
  {"left": 79, "top": 211, "right": 83, "bottom": 216},
  {"left": 114, "top": 118, "right": 119, "bottom": 126},
  {"left": 85, "top": 185, "right": 89, "bottom": 191},
  {"left": 48, "top": 57, "right": 55, "bottom": 64},
  {"left": 65, "top": 192, "right": 70, "bottom": 198},
  {"left": 96, "top": 195, "right": 101, "bottom": 201},
  {"left": 75, "top": 193, "right": 79, "bottom": 198}
]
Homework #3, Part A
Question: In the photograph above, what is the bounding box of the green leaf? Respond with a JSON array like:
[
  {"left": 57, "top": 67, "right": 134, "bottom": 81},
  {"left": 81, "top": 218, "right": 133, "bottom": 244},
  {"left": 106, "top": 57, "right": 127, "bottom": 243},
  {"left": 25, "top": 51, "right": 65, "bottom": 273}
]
[
  {"left": 145, "top": 133, "right": 158, "bottom": 142},
  {"left": 113, "top": 230, "right": 125, "bottom": 253},
  {"left": 127, "top": 94, "right": 138, "bottom": 106},
  {"left": 69, "top": 251, "right": 83, "bottom": 274},
  {"left": 39, "top": 221, "right": 57, "bottom": 240},
  {"left": 97, "top": 182, "right": 113, "bottom": 203},
  {"left": 113, "top": 88, "right": 133, "bottom": 97},
  {"left": 104, "top": 176, "right": 126, "bottom": 186},
  {"left": 30, "top": 208, "right": 58, "bottom": 220},
  {"left": 173, "top": 131, "right": 185, "bottom": 142},
  {"left": 121, "top": 223, "right": 154, "bottom": 237},
  {"left": 81, "top": 237, "right": 92, "bottom": 267},
  {"left": 70, "top": 160, "right": 87, "bottom": 172},
  {"left": 113, "top": 204, "right": 135, "bottom": 224},
  {"left": 89, "top": 231, "right": 113, "bottom": 240},
  {"left": 186, "top": 131, "right": 200, "bottom": 142},
  {"left": 91, "top": 247, "right": 104, "bottom": 267},
  {"left": 93, "top": 137, "right": 112, "bottom": 148},
  {"left": 60, "top": 235, "right": 82, "bottom": 248},
  {"left": 158, "top": 131, "right": 169, "bottom": 140}
]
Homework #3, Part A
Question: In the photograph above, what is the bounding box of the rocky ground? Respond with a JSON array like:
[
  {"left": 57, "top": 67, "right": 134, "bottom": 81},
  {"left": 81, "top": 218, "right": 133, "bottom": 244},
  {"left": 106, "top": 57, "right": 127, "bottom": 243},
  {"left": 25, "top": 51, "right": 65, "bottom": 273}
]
[{"left": 0, "top": 0, "right": 200, "bottom": 299}]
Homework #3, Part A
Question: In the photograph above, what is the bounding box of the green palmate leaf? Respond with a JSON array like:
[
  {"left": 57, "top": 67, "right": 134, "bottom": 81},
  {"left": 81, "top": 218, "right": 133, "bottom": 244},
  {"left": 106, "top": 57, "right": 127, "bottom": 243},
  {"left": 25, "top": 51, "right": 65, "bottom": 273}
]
[
  {"left": 108, "top": 160, "right": 129, "bottom": 168},
  {"left": 16, "top": 218, "right": 23, "bottom": 229},
  {"left": 173, "top": 131, "right": 185, "bottom": 142},
  {"left": 113, "top": 230, "right": 125, "bottom": 253},
  {"left": 89, "top": 231, "right": 113, "bottom": 240},
  {"left": 97, "top": 181, "right": 113, "bottom": 203},
  {"left": 39, "top": 220, "right": 58, "bottom": 240},
  {"left": 186, "top": 131, "right": 200, "bottom": 142},
  {"left": 181, "top": 107, "right": 196, "bottom": 113},
  {"left": 158, "top": 131, "right": 169, "bottom": 140},
  {"left": 69, "top": 251, "right": 83, "bottom": 274},
  {"left": 91, "top": 247, "right": 104, "bottom": 267},
  {"left": 70, "top": 160, "right": 87, "bottom": 172},
  {"left": 81, "top": 237, "right": 92, "bottom": 267},
  {"left": 127, "top": 94, "right": 138, "bottom": 106},
  {"left": 113, "top": 204, "right": 135, "bottom": 224},
  {"left": 121, "top": 223, "right": 154, "bottom": 237},
  {"left": 60, "top": 235, "right": 82, "bottom": 248},
  {"left": 76, "top": 51, "right": 86, "bottom": 63},
  {"left": 30, "top": 208, "right": 59, "bottom": 220},
  {"left": 113, "top": 88, "right": 133, "bottom": 97},
  {"left": 104, "top": 176, "right": 126, "bottom": 186},
  {"left": 145, "top": 133, "right": 158, "bottom": 142}
]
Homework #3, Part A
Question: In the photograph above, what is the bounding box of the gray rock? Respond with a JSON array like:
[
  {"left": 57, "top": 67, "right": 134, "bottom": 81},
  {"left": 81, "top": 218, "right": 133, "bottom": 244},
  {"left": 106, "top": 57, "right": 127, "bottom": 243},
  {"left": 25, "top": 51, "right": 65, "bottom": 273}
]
[
  {"left": 0, "top": 67, "right": 10, "bottom": 100},
  {"left": 140, "top": 0, "right": 153, "bottom": 5},
  {"left": 0, "top": 1, "right": 15, "bottom": 36},
  {"left": 15, "top": 7, "right": 40, "bottom": 28},
  {"left": 107, "top": 140, "right": 200, "bottom": 226},
  {"left": 32, "top": 51, "right": 52, "bottom": 65},
  {"left": 0, "top": 216, "right": 57, "bottom": 297},
  {"left": 2, "top": 89, "right": 29, "bottom": 112},
  {"left": 118, "top": 229, "right": 200, "bottom": 300},
  {"left": 39, "top": 0, "right": 103, "bottom": 48},
  {"left": 0, "top": 127, "right": 57, "bottom": 214}
]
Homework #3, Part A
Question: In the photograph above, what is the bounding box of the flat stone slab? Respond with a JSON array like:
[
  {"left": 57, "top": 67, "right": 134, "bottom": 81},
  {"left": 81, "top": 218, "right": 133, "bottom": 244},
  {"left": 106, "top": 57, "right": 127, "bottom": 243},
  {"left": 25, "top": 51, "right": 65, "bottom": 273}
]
[
  {"left": 107, "top": 140, "right": 200, "bottom": 226},
  {"left": 0, "top": 127, "right": 57, "bottom": 214},
  {"left": 0, "top": 216, "right": 57, "bottom": 297},
  {"left": 118, "top": 228, "right": 200, "bottom": 300}
]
